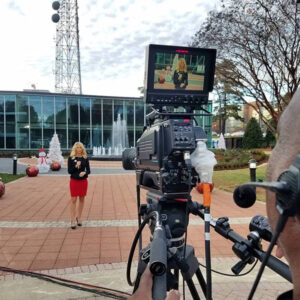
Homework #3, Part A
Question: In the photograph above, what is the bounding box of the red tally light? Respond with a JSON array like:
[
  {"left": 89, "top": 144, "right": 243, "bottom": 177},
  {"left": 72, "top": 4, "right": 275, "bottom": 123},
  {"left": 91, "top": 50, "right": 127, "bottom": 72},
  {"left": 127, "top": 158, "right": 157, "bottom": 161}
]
[
  {"left": 175, "top": 198, "right": 187, "bottom": 202},
  {"left": 184, "top": 119, "right": 190, "bottom": 123},
  {"left": 176, "top": 49, "right": 189, "bottom": 53}
]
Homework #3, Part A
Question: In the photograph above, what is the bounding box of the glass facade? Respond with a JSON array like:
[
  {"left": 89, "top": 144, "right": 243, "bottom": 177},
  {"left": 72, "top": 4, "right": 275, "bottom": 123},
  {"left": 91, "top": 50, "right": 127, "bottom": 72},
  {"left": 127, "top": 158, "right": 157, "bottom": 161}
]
[{"left": 0, "top": 91, "right": 212, "bottom": 150}]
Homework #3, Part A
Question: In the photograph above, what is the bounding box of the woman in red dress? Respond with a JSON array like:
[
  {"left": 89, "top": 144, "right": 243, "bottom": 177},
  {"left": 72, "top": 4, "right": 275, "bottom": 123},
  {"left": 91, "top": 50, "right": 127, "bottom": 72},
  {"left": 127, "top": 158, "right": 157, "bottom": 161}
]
[{"left": 68, "top": 142, "right": 90, "bottom": 229}]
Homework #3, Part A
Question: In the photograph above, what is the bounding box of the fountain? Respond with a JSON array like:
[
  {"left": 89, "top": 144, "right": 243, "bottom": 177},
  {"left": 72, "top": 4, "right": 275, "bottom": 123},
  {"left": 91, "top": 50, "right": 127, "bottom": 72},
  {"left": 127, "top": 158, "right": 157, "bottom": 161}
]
[
  {"left": 92, "top": 114, "right": 129, "bottom": 157},
  {"left": 111, "top": 114, "right": 129, "bottom": 156}
]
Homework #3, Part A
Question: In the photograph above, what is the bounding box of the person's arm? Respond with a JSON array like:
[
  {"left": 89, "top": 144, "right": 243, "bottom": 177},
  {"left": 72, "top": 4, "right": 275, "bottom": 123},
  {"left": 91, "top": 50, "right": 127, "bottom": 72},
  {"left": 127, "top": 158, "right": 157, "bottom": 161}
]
[
  {"left": 173, "top": 71, "right": 179, "bottom": 85},
  {"left": 180, "top": 72, "right": 188, "bottom": 89},
  {"left": 68, "top": 157, "right": 76, "bottom": 174}
]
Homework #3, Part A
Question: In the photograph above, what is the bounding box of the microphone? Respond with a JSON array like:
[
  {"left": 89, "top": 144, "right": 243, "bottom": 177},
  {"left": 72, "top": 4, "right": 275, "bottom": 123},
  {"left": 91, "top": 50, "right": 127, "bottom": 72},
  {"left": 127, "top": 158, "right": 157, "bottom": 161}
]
[{"left": 233, "top": 185, "right": 256, "bottom": 208}]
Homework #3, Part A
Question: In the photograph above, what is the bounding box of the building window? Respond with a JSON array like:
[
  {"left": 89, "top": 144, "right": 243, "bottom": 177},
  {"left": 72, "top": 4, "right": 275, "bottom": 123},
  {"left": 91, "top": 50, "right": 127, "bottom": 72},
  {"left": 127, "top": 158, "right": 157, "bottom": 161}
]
[
  {"left": 5, "top": 95, "right": 16, "bottom": 149},
  {"left": 103, "top": 99, "right": 112, "bottom": 149},
  {"left": 15, "top": 95, "right": 29, "bottom": 149},
  {"left": 91, "top": 98, "right": 102, "bottom": 148},
  {"left": 79, "top": 98, "right": 91, "bottom": 149},
  {"left": 0, "top": 95, "right": 4, "bottom": 148},
  {"left": 67, "top": 97, "right": 79, "bottom": 149},
  {"left": 124, "top": 100, "right": 134, "bottom": 147},
  {"left": 42, "top": 96, "right": 55, "bottom": 148},
  {"left": 55, "top": 96, "right": 67, "bottom": 149},
  {"left": 29, "top": 95, "right": 42, "bottom": 149}
]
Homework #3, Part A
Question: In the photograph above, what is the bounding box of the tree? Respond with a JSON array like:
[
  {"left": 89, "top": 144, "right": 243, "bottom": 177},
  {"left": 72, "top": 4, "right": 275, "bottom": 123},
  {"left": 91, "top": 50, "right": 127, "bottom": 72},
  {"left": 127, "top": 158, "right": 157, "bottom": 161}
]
[
  {"left": 48, "top": 133, "right": 65, "bottom": 166},
  {"left": 264, "top": 119, "right": 276, "bottom": 147},
  {"left": 243, "top": 117, "right": 264, "bottom": 148},
  {"left": 191, "top": 0, "right": 300, "bottom": 136},
  {"left": 213, "top": 61, "right": 244, "bottom": 134}
]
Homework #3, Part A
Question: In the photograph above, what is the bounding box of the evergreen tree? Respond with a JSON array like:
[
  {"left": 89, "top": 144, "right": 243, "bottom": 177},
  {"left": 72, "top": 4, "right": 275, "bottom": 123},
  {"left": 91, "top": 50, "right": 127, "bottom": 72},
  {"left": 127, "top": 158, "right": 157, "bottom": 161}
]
[
  {"left": 265, "top": 127, "right": 276, "bottom": 148},
  {"left": 48, "top": 133, "right": 64, "bottom": 166},
  {"left": 243, "top": 118, "right": 263, "bottom": 149}
]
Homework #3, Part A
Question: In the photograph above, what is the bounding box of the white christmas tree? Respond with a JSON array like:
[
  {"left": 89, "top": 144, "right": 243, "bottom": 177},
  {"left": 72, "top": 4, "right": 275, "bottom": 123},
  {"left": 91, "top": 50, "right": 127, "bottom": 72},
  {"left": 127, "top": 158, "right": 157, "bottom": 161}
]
[
  {"left": 48, "top": 133, "right": 65, "bottom": 166},
  {"left": 218, "top": 133, "right": 226, "bottom": 150}
]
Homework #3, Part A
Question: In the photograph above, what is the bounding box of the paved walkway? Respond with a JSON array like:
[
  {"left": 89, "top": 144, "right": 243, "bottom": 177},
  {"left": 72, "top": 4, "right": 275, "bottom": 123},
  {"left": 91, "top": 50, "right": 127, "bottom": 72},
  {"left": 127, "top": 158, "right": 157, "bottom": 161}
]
[{"left": 0, "top": 159, "right": 292, "bottom": 299}]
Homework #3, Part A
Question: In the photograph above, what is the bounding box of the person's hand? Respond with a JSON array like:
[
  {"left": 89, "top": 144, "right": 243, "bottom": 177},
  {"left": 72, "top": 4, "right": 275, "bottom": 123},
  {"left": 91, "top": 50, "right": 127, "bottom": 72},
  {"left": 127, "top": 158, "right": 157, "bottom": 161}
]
[
  {"left": 180, "top": 83, "right": 185, "bottom": 88},
  {"left": 128, "top": 265, "right": 152, "bottom": 300},
  {"left": 128, "top": 265, "right": 181, "bottom": 300},
  {"left": 76, "top": 161, "right": 81, "bottom": 168},
  {"left": 166, "top": 290, "right": 181, "bottom": 300},
  {"left": 79, "top": 171, "right": 86, "bottom": 177}
]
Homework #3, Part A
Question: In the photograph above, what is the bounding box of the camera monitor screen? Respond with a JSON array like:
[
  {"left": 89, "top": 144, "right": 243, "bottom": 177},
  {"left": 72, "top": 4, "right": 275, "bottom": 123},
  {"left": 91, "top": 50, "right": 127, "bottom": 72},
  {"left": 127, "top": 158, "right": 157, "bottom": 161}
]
[{"left": 144, "top": 44, "right": 216, "bottom": 107}]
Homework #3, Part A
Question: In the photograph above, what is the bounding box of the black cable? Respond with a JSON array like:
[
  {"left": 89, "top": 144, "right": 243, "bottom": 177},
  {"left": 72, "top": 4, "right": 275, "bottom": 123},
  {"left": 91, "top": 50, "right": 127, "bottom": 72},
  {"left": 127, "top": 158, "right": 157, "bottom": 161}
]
[
  {"left": 126, "top": 211, "right": 156, "bottom": 286},
  {"left": 0, "top": 266, "right": 129, "bottom": 299},
  {"left": 198, "top": 259, "right": 258, "bottom": 277},
  {"left": 247, "top": 213, "right": 288, "bottom": 300}
]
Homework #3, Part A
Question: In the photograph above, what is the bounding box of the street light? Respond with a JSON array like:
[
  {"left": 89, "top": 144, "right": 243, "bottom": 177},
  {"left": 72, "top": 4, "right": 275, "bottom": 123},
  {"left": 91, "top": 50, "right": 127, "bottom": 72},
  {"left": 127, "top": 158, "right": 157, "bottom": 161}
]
[
  {"left": 249, "top": 158, "right": 257, "bottom": 182},
  {"left": 12, "top": 153, "right": 18, "bottom": 175}
]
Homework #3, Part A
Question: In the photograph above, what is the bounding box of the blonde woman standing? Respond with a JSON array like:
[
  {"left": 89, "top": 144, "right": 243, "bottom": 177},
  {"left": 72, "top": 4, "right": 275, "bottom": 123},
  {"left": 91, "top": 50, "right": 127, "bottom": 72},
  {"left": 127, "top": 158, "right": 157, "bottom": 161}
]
[
  {"left": 173, "top": 57, "right": 188, "bottom": 90},
  {"left": 68, "top": 142, "right": 90, "bottom": 229}
]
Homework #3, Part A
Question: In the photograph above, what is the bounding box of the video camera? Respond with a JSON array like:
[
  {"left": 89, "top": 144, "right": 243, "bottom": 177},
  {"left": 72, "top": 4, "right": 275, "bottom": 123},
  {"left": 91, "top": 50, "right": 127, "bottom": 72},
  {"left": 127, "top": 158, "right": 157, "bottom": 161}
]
[
  {"left": 122, "top": 44, "right": 217, "bottom": 196},
  {"left": 123, "top": 44, "right": 296, "bottom": 300}
]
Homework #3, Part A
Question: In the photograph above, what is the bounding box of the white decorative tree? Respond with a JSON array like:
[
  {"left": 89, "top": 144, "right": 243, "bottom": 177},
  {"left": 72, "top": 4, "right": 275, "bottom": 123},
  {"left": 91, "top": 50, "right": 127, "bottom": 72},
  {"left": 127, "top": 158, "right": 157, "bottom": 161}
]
[
  {"left": 218, "top": 133, "right": 226, "bottom": 150},
  {"left": 48, "top": 133, "right": 65, "bottom": 166}
]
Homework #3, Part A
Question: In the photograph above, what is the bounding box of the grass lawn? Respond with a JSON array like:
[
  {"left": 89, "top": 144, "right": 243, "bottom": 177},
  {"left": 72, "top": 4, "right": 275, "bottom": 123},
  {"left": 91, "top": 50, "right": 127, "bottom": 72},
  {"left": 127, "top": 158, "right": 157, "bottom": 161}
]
[
  {"left": 0, "top": 173, "right": 25, "bottom": 184},
  {"left": 213, "top": 165, "right": 267, "bottom": 202}
]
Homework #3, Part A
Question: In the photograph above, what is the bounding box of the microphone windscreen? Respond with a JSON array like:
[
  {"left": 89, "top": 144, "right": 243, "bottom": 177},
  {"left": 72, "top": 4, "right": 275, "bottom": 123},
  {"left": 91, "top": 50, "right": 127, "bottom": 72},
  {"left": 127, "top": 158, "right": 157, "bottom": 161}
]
[{"left": 233, "top": 186, "right": 256, "bottom": 208}]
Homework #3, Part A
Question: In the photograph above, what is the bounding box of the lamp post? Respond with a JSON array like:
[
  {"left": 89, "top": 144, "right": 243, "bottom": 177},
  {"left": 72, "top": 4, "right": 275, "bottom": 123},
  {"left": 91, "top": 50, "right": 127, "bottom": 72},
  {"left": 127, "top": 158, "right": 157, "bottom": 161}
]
[
  {"left": 249, "top": 158, "right": 257, "bottom": 182},
  {"left": 13, "top": 153, "right": 18, "bottom": 175}
]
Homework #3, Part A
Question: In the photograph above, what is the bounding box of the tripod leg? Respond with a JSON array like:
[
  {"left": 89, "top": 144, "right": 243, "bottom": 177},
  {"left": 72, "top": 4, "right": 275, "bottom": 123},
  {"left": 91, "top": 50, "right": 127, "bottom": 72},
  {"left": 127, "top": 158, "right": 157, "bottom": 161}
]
[
  {"left": 174, "top": 269, "right": 179, "bottom": 290},
  {"left": 185, "top": 278, "right": 201, "bottom": 300},
  {"left": 195, "top": 267, "right": 207, "bottom": 297}
]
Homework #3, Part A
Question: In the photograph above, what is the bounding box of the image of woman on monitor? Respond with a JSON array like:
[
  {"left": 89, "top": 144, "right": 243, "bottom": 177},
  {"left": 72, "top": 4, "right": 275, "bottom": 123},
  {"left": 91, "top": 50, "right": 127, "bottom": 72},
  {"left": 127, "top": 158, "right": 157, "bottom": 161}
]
[{"left": 173, "top": 58, "right": 188, "bottom": 89}]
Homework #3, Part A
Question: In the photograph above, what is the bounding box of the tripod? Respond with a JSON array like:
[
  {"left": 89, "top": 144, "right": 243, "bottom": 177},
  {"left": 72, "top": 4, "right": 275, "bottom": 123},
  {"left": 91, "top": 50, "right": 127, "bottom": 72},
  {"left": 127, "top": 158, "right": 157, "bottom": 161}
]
[{"left": 134, "top": 243, "right": 207, "bottom": 300}]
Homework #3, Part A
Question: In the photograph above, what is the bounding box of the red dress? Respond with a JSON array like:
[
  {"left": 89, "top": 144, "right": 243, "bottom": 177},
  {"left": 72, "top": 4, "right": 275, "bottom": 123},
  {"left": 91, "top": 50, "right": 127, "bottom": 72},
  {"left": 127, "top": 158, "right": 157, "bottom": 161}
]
[{"left": 69, "top": 178, "right": 88, "bottom": 197}]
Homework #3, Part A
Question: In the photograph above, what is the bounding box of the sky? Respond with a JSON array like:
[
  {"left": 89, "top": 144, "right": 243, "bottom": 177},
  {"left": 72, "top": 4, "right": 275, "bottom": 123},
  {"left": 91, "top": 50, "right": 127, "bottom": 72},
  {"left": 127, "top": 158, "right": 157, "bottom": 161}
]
[{"left": 0, "top": 0, "right": 220, "bottom": 98}]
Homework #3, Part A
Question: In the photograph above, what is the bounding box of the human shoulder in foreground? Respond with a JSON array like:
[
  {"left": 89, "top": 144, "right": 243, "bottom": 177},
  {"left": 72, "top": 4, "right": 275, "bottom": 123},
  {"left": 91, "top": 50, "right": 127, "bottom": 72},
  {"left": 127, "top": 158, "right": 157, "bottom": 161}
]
[{"left": 266, "top": 89, "right": 300, "bottom": 299}]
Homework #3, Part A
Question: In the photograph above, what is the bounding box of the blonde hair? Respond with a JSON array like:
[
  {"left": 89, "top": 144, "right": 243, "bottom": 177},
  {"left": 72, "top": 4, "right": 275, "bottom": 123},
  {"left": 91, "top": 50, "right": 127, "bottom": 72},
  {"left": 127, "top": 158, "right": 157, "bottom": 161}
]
[
  {"left": 70, "top": 142, "right": 87, "bottom": 159},
  {"left": 176, "top": 58, "right": 187, "bottom": 72}
]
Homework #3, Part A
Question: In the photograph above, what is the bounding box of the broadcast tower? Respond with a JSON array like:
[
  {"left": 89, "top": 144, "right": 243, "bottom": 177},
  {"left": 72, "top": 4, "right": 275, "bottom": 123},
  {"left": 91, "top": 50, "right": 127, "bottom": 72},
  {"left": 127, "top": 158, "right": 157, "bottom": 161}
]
[{"left": 52, "top": 0, "right": 82, "bottom": 94}]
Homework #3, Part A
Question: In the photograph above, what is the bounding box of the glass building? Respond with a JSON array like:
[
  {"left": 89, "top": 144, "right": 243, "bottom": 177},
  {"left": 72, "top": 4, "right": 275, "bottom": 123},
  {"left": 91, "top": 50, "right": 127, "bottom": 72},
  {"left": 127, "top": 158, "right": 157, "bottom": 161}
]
[{"left": 0, "top": 90, "right": 212, "bottom": 151}]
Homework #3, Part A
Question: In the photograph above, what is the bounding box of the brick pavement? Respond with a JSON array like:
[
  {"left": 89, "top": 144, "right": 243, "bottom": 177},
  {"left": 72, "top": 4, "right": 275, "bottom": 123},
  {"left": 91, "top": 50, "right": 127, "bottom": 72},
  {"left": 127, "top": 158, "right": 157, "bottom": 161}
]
[{"left": 0, "top": 169, "right": 292, "bottom": 299}]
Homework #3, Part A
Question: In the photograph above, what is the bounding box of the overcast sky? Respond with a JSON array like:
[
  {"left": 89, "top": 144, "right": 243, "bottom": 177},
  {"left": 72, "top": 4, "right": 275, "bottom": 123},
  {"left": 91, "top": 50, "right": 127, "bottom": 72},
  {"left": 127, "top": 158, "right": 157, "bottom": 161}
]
[{"left": 0, "top": 0, "right": 220, "bottom": 98}]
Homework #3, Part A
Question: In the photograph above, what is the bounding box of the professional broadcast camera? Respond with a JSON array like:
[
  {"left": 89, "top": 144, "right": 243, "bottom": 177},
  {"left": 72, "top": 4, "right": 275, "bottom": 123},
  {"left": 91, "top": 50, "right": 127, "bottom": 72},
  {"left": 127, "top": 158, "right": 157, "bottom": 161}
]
[
  {"left": 123, "top": 44, "right": 219, "bottom": 299},
  {"left": 123, "top": 44, "right": 216, "bottom": 196},
  {"left": 123, "top": 44, "right": 294, "bottom": 300}
]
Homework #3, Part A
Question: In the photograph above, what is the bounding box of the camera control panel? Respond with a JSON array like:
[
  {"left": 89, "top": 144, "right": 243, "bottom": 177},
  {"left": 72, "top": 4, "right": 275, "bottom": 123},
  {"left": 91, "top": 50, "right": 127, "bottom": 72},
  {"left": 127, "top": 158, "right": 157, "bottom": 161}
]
[{"left": 168, "top": 119, "right": 195, "bottom": 150}]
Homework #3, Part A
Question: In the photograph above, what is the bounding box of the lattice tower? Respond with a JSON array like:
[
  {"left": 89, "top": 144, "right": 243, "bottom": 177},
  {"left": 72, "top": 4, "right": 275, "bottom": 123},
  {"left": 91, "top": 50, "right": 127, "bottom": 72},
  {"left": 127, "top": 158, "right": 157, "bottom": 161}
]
[{"left": 54, "top": 0, "right": 82, "bottom": 94}]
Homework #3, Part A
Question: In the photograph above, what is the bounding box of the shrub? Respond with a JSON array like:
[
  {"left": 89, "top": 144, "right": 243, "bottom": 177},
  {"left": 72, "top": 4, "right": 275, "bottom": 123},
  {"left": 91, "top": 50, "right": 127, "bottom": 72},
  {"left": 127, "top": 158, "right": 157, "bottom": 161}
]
[
  {"left": 213, "top": 148, "right": 266, "bottom": 170},
  {"left": 243, "top": 118, "right": 264, "bottom": 149}
]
